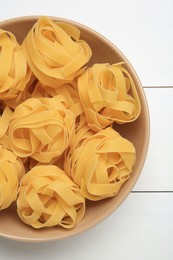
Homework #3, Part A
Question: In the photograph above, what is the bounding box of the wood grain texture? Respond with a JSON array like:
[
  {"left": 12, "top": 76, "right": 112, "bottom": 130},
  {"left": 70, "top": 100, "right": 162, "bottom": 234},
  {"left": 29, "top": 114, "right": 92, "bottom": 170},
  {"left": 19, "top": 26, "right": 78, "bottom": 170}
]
[
  {"left": 0, "top": 193, "right": 172, "bottom": 260},
  {"left": 133, "top": 88, "right": 173, "bottom": 191}
]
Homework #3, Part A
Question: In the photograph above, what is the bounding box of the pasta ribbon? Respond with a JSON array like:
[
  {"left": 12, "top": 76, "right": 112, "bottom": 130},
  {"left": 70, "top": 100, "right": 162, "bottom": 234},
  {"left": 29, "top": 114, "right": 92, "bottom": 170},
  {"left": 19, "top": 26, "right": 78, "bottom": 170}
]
[
  {"left": 78, "top": 63, "right": 141, "bottom": 131},
  {"left": 64, "top": 127, "right": 136, "bottom": 201},
  {"left": 22, "top": 17, "right": 92, "bottom": 88},
  {"left": 0, "top": 106, "right": 13, "bottom": 150},
  {"left": 0, "top": 144, "right": 24, "bottom": 210},
  {"left": 0, "top": 29, "right": 32, "bottom": 108},
  {"left": 8, "top": 96, "right": 75, "bottom": 162},
  {"left": 17, "top": 165, "right": 85, "bottom": 229},
  {"left": 26, "top": 80, "right": 85, "bottom": 131}
]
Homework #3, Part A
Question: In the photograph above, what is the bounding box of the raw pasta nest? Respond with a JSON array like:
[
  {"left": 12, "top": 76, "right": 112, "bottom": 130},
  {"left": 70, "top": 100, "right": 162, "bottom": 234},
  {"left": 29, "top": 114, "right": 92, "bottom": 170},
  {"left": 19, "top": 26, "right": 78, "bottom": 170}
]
[
  {"left": 64, "top": 127, "right": 136, "bottom": 201},
  {"left": 22, "top": 16, "right": 92, "bottom": 88},
  {"left": 0, "top": 144, "right": 24, "bottom": 210},
  {"left": 78, "top": 63, "right": 141, "bottom": 131},
  {"left": 8, "top": 96, "right": 75, "bottom": 162},
  {"left": 17, "top": 165, "right": 85, "bottom": 229},
  {"left": 0, "top": 29, "right": 31, "bottom": 108},
  {"left": 0, "top": 16, "right": 141, "bottom": 230}
]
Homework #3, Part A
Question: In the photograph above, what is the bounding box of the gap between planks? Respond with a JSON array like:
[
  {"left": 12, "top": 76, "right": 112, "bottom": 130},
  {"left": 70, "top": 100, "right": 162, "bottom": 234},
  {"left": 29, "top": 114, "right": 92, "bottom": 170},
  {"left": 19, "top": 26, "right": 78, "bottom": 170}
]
[
  {"left": 131, "top": 191, "right": 173, "bottom": 193},
  {"left": 143, "top": 86, "right": 173, "bottom": 89}
]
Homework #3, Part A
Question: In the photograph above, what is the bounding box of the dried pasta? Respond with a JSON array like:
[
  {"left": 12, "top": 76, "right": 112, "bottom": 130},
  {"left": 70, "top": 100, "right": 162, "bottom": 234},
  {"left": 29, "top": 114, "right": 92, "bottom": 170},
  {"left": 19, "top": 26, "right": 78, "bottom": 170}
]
[
  {"left": 22, "top": 17, "right": 92, "bottom": 88},
  {"left": 0, "top": 16, "right": 141, "bottom": 229},
  {"left": 0, "top": 29, "right": 32, "bottom": 108},
  {"left": 0, "top": 144, "right": 24, "bottom": 210},
  {"left": 17, "top": 165, "right": 85, "bottom": 229},
  {"left": 8, "top": 96, "right": 75, "bottom": 162},
  {"left": 26, "top": 80, "right": 84, "bottom": 127},
  {"left": 78, "top": 63, "right": 141, "bottom": 131},
  {"left": 64, "top": 127, "right": 136, "bottom": 201}
]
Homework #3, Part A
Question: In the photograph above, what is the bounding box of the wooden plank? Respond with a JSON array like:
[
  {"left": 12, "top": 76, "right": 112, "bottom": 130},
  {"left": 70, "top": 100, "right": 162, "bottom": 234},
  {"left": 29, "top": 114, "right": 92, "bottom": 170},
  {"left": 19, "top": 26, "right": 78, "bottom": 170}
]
[
  {"left": 0, "top": 193, "right": 172, "bottom": 260},
  {"left": 133, "top": 88, "right": 173, "bottom": 191},
  {"left": 0, "top": 1, "right": 173, "bottom": 87}
]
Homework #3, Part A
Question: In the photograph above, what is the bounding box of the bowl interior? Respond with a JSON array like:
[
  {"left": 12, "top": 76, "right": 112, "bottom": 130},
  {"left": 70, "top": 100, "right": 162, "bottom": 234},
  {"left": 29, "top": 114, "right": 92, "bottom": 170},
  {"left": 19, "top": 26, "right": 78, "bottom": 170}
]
[{"left": 0, "top": 16, "right": 149, "bottom": 242}]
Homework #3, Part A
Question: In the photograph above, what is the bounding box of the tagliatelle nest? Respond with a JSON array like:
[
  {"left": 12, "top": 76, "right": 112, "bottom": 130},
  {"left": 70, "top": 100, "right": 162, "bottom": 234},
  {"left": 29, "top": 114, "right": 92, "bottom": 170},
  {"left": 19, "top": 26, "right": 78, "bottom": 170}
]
[
  {"left": 0, "top": 144, "right": 24, "bottom": 210},
  {"left": 78, "top": 63, "right": 141, "bottom": 131},
  {"left": 0, "top": 29, "right": 32, "bottom": 108},
  {"left": 22, "top": 16, "right": 92, "bottom": 88},
  {"left": 64, "top": 126, "right": 136, "bottom": 201},
  {"left": 8, "top": 96, "right": 75, "bottom": 163},
  {"left": 17, "top": 165, "right": 85, "bottom": 229}
]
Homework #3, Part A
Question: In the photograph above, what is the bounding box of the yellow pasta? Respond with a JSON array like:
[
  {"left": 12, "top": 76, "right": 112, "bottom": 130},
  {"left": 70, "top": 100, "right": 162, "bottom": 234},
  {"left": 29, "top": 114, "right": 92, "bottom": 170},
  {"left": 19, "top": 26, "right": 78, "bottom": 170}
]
[
  {"left": 26, "top": 80, "right": 52, "bottom": 99},
  {"left": 45, "top": 82, "right": 85, "bottom": 131},
  {"left": 17, "top": 165, "right": 85, "bottom": 229},
  {"left": 0, "top": 144, "right": 24, "bottom": 210},
  {"left": 0, "top": 16, "right": 142, "bottom": 229},
  {"left": 0, "top": 29, "right": 32, "bottom": 108},
  {"left": 64, "top": 127, "right": 136, "bottom": 201},
  {"left": 22, "top": 17, "right": 92, "bottom": 88},
  {"left": 8, "top": 96, "right": 75, "bottom": 162},
  {"left": 25, "top": 80, "right": 86, "bottom": 132},
  {"left": 78, "top": 63, "right": 141, "bottom": 131},
  {"left": 0, "top": 106, "right": 13, "bottom": 150}
]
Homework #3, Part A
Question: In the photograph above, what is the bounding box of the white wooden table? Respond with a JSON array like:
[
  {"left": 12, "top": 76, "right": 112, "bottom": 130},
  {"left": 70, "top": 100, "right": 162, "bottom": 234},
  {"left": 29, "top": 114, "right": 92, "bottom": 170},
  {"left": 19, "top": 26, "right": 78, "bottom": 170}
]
[{"left": 0, "top": 0, "right": 173, "bottom": 259}]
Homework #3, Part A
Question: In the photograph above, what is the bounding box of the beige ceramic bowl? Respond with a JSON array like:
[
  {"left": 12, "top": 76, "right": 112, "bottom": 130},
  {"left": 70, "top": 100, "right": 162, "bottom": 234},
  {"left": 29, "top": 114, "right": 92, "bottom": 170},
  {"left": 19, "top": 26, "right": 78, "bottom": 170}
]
[{"left": 0, "top": 16, "right": 150, "bottom": 242}]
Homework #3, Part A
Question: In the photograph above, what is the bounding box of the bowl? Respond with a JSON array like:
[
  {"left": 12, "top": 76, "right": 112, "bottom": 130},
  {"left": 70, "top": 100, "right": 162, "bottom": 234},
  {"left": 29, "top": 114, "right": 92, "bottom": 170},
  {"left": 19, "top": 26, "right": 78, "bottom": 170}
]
[{"left": 0, "top": 16, "right": 150, "bottom": 242}]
